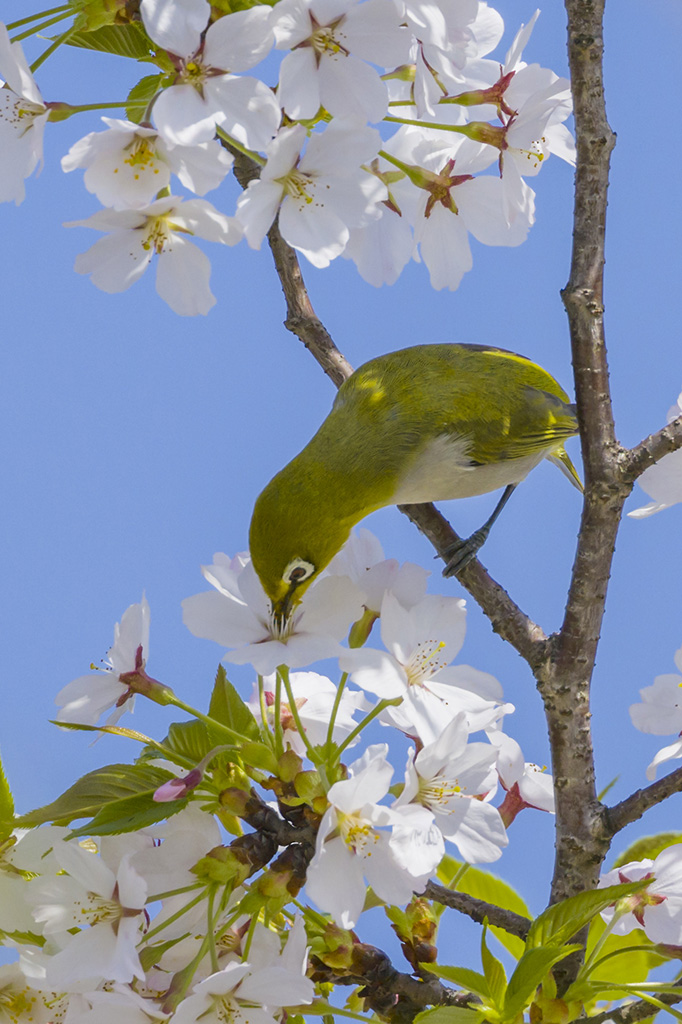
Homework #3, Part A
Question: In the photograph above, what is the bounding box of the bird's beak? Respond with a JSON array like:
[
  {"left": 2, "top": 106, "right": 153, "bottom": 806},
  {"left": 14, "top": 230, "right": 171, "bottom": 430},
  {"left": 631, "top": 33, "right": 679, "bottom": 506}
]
[{"left": 272, "top": 586, "right": 297, "bottom": 633}]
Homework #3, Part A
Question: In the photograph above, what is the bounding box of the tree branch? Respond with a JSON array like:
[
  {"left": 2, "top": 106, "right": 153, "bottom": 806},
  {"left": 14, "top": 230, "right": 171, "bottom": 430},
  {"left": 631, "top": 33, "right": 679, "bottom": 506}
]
[
  {"left": 606, "top": 765, "right": 682, "bottom": 836},
  {"left": 572, "top": 988, "right": 682, "bottom": 1024},
  {"left": 423, "top": 880, "right": 532, "bottom": 940},
  {"left": 541, "top": 2, "right": 620, "bottom": 936},
  {"left": 624, "top": 414, "right": 682, "bottom": 482}
]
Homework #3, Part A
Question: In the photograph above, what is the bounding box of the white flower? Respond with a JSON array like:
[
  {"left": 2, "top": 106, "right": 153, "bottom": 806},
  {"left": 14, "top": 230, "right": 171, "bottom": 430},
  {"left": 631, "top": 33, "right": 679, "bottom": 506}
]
[
  {"left": 62, "top": 117, "right": 233, "bottom": 209},
  {"left": 306, "top": 745, "right": 440, "bottom": 927},
  {"left": 28, "top": 841, "right": 147, "bottom": 987},
  {"left": 249, "top": 671, "right": 368, "bottom": 754},
  {"left": 600, "top": 845, "right": 682, "bottom": 946},
  {"left": 340, "top": 591, "right": 513, "bottom": 737},
  {"left": 182, "top": 551, "right": 365, "bottom": 674},
  {"left": 55, "top": 596, "right": 150, "bottom": 727},
  {"left": 141, "top": 0, "right": 279, "bottom": 148},
  {"left": 0, "top": 963, "right": 69, "bottom": 1024},
  {"left": 394, "top": 713, "right": 508, "bottom": 863},
  {"left": 237, "top": 122, "right": 385, "bottom": 268},
  {"left": 630, "top": 644, "right": 682, "bottom": 780},
  {"left": 272, "top": 0, "right": 410, "bottom": 123},
  {"left": 0, "top": 22, "right": 48, "bottom": 205},
  {"left": 325, "top": 528, "right": 429, "bottom": 613},
  {"left": 172, "top": 918, "right": 314, "bottom": 1024},
  {"left": 491, "top": 732, "right": 555, "bottom": 819},
  {"left": 629, "top": 391, "right": 682, "bottom": 518},
  {"left": 130, "top": 804, "right": 223, "bottom": 893},
  {"left": 66, "top": 196, "right": 242, "bottom": 316}
]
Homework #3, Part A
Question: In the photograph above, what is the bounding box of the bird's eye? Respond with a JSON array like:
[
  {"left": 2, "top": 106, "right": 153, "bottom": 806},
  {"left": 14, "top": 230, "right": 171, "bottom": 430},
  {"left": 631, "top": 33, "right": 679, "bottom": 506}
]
[{"left": 283, "top": 558, "right": 316, "bottom": 586}]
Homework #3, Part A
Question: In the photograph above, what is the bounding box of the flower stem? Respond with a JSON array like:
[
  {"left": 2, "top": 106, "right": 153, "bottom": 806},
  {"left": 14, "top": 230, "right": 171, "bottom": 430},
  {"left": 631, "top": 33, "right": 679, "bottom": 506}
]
[
  {"left": 11, "top": 10, "right": 72, "bottom": 41},
  {"left": 166, "top": 695, "right": 254, "bottom": 745},
  {"left": 325, "top": 672, "right": 348, "bottom": 748},
  {"left": 383, "top": 114, "right": 470, "bottom": 135},
  {"left": 279, "top": 665, "right": 318, "bottom": 763},
  {"left": 7, "top": 6, "right": 70, "bottom": 30},
  {"left": 30, "top": 22, "right": 79, "bottom": 72},
  {"left": 331, "top": 697, "right": 402, "bottom": 764},
  {"left": 273, "top": 670, "right": 284, "bottom": 759},
  {"left": 207, "top": 886, "right": 220, "bottom": 974}
]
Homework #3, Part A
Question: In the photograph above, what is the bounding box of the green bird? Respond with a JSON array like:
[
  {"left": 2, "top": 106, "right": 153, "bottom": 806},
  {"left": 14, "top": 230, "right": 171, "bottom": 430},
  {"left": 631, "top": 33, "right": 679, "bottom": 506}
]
[{"left": 249, "top": 343, "right": 581, "bottom": 623}]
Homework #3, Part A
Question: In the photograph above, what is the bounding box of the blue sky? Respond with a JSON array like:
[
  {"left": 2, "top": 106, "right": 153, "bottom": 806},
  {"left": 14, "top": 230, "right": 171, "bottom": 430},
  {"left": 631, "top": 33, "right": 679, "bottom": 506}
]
[{"left": 1, "top": 0, "right": 681, "bottom": 940}]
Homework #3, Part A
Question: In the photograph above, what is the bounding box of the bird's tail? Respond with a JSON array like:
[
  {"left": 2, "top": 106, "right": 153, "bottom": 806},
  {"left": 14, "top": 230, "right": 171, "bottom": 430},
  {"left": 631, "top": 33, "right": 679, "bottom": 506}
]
[{"left": 548, "top": 445, "right": 583, "bottom": 492}]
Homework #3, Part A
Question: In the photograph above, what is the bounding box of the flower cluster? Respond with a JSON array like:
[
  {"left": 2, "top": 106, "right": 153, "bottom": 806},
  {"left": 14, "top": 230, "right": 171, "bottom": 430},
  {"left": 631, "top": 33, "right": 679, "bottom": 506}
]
[
  {"left": 2, "top": 0, "right": 574, "bottom": 312},
  {"left": 0, "top": 528, "right": 560, "bottom": 1019}
]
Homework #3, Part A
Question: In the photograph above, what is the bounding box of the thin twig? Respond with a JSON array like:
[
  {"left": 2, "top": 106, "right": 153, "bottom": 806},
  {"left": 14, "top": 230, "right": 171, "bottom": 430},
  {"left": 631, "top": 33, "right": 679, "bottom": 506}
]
[
  {"left": 572, "top": 988, "right": 682, "bottom": 1024},
  {"left": 624, "top": 415, "right": 682, "bottom": 482},
  {"left": 606, "top": 766, "right": 682, "bottom": 836},
  {"left": 423, "top": 881, "right": 532, "bottom": 940}
]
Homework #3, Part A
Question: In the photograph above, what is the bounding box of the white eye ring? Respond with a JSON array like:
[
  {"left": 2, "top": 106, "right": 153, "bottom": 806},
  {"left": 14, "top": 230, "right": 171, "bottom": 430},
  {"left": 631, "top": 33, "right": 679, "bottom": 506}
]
[{"left": 283, "top": 558, "right": 316, "bottom": 586}]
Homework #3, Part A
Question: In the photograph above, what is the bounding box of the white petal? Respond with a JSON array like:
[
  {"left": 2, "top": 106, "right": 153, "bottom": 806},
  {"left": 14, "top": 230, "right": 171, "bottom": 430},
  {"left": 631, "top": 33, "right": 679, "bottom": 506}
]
[
  {"left": 318, "top": 52, "right": 389, "bottom": 123},
  {"left": 141, "top": 0, "right": 209, "bottom": 57},
  {"left": 207, "top": 75, "right": 281, "bottom": 151},
  {"left": 204, "top": 7, "right": 274, "bottom": 71},
  {"left": 73, "top": 231, "right": 153, "bottom": 294},
  {"left": 277, "top": 48, "right": 321, "bottom": 120}
]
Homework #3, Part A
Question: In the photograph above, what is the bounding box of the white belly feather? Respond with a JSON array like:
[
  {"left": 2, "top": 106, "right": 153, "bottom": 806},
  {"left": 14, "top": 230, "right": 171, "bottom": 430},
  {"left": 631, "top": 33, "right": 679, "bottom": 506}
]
[{"left": 390, "top": 433, "right": 550, "bottom": 504}]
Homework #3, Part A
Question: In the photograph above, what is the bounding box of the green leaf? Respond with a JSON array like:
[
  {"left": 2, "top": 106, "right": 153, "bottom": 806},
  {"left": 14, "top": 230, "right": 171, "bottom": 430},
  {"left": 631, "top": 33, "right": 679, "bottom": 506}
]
[
  {"left": 63, "top": 22, "right": 157, "bottom": 60},
  {"left": 503, "top": 945, "right": 581, "bottom": 1020},
  {"left": 525, "top": 881, "right": 649, "bottom": 949},
  {"left": 423, "top": 964, "right": 490, "bottom": 1001},
  {"left": 208, "top": 665, "right": 260, "bottom": 744},
  {"left": 437, "top": 856, "right": 531, "bottom": 958},
  {"left": 481, "top": 925, "right": 507, "bottom": 1011},
  {"left": 160, "top": 721, "right": 213, "bottom": 764},
  {"left": 612, "top": 832, "right": 682, "bottom": 869},
  {"left": 414, "top": 1009, "right": 480, "bottom": 1024},
  {"left": 126, "top": 74, "right": 163, "bottom": 123},
  {"left": 69, "top": 783, "right": 186, "bottom": 836},
  {"left": 576, "top": 918, "right": 667, "bottom": 1001},
  {"left": 15, "top": 763, "right": 174, "bottom": 828},
  {"left": 239, "top": 741, "right": 278, "bottom": 774},
  {"left": 0, "top": 748, "right": 14, "bottom": 842}
]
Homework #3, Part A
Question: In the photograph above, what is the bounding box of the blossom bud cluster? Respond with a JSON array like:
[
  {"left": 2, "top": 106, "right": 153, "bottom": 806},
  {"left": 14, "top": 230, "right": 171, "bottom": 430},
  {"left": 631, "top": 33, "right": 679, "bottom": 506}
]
[{"left": 1, "top": 0, "right": 574, "bottom": 313}]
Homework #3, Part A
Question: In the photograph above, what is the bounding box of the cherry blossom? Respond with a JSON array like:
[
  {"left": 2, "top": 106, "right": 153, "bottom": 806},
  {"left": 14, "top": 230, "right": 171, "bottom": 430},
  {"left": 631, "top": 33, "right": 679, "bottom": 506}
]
[
  {"left": 0, "top": 22, "right": 49, "bottom": 205},
  {"left": 27, "top": 841, "right": 148, "bottom": 987},
  {"left": 600, "top": 845, "right": 682, "bottom": 946},
  {"left": 55, "top": 596, "right": 150, "bottom": 728},
  {"left": 249, "top": 670, "right": 368, "bottom": 754},
  {"left": 325, "top": 527, "right": 429, "bottom": 613},
  {"left": 393, "top": 713, "right": 508, "bottom": 863},
  {"left": 66, "top": 196, "right": 242, "bottom": 316},
  {"left": 630, "top": 643, "right": 682, "bottom": 779},
  {"left": 140, "top": 0, "right": 279, "bottom": 149},
  {"left": 629, "top": 391, "right": 682, "bottom": 518},
  {"left": 61, "top": 117, "right": 233, "bottom": 210},
  {"left": 237, "top": 122, "right": 385, "bottom": 268},
  {"left": 272, "top": 0, "right": 410, "bottom": 123},
  {"left": 490, "top": 731, "right": 555, "bottom": 824},
  {"left": 306, "top": 745, "right": 441, "bottom": 927},
  {"left": 182, "top": 551, "right": 365, "bottom": 674},
  {"left": 340, "top": 591, "right": 513, "bottom": 736},
  {"left": 172, "top": 918, "right": 314, "bottom": 1024}
]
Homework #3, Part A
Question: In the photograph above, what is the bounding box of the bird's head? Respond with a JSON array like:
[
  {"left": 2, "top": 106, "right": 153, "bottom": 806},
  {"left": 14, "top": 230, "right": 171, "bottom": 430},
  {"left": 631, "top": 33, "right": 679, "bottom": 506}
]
[{"left": 248, "top": 459, "right": 353, "bottom": 628}]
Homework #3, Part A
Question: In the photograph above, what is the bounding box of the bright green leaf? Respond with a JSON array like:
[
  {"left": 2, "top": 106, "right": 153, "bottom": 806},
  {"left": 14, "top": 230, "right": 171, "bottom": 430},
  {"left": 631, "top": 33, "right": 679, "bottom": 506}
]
[
  {"left": 414, "top": 1008, "right": 480, "bottom": 1024},
  {"left": 239, "top": 741, "right": 278, "bottom": 774},
  {"left": 63, "top": 22, "right": 157, "bottom": 60},
  {"left": 576, "top": 918, "right": 667, "bottom": 1001},
  {"left": 612, "top": 832, "right": 682, "bottom": 869},
  {"left": 126, "top": 74, "right": 163, "bottom": 123},
  {"left": 0, "top": 748, "right": 14, "bottom": 842},
  {"left": 15, "top": 763, "right": 174, "bottom": 828},
  {"left": 437, "top": 856, "right": 531, "bottom": 959},
  {"left": 503, "top": 945, "right": 581, "bottom": 1020},
  {"left": 525, "top": 881, "right": 649, "bottom": 949},
  {"left": 208, "top": 666, "right": 260, "bottom": 745},
  {"left": 481, "top": 925, "right": 507, "bottom": 1011},
  {"left": 69, "top": 781, "right": 185, "bottom": 836},
  {"left": 160, "top": 721, "right": 213, "bottom": 763},
  {"left": 423, "top": 964, "right": 490, "bottom": 1001}
]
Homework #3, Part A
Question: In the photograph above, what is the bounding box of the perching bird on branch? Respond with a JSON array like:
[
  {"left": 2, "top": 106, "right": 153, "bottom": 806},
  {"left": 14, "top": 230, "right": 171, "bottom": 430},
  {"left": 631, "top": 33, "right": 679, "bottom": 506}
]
[{"left": 249, "top": 343, "right": 581, "bottom": 623}]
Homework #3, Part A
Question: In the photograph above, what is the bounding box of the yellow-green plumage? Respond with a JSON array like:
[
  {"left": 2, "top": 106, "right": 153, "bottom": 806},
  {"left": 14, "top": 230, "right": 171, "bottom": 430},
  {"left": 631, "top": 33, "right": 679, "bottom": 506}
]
[{"left": 249, "top": 343, "right": 580, "bottom": 616}]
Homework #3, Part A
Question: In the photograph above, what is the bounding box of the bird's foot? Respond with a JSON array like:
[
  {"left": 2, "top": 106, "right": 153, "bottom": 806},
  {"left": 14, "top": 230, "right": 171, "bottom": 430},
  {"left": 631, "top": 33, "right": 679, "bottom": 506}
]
[{"left": 442, "top": 528, "right": 488, "bottom": 577}]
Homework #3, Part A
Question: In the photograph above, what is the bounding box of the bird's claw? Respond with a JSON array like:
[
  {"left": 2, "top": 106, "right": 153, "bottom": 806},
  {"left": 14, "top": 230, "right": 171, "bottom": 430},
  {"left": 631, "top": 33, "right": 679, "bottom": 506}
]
[{"left": 442, "top": 528, "right": 488, "bottom": 577}]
